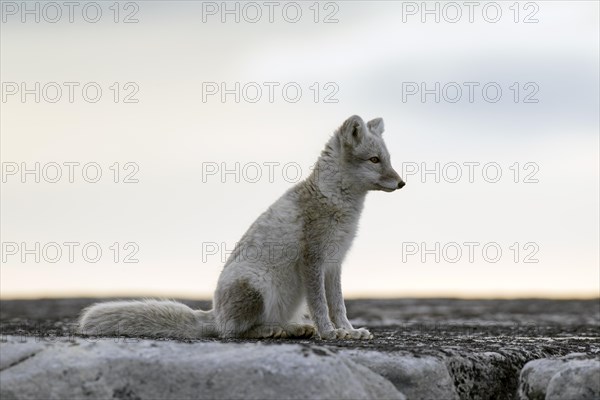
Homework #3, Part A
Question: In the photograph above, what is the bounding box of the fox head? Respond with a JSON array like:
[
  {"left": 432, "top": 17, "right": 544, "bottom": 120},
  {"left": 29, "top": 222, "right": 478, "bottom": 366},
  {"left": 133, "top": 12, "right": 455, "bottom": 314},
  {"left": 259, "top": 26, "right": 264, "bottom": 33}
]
[{"left": 335, "top": 115, "right": 405, "bottom": 193}]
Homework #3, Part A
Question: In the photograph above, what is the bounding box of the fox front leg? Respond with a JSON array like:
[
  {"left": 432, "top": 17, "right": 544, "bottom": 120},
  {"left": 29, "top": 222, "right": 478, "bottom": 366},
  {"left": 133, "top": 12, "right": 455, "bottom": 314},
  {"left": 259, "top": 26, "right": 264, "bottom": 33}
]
[
  {"left": 302, "top": 259, "right": 350, "bottom": 340},
  {"left": 325, "top": 265, "right": 373, "bottom": 340},
  {"left": 303, "top": 261, "right": 334, "bottom": 338}
]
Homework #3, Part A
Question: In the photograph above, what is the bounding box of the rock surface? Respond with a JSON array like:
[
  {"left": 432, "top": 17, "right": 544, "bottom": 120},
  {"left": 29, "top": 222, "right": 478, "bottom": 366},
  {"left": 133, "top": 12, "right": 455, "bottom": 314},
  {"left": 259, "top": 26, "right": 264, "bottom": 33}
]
[
  {"left": 341, "top": 349, "right": 459, "bottom": 399},
  {"left": 518, "top": 354, "right": 600, "bottom": 400},
  {"left": 0, "top": 336, "right": 404, "bottom": 400},
  {"left": 1, "top": 298, "right": 598, "bottom": 399}
]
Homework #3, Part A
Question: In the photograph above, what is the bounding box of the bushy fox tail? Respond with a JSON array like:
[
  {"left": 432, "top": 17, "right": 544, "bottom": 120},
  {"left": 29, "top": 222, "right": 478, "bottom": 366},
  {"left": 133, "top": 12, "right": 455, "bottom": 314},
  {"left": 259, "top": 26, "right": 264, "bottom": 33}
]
[{"left": 79, "top": 299, "right": 218, "bottom": 339}]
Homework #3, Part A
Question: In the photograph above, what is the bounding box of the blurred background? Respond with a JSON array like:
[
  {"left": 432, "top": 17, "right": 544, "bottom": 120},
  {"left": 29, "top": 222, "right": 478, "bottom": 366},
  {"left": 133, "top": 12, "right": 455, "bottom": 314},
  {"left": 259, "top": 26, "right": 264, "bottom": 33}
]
[{"left": 1, "top": 1, "right": 598, "bottom": 299}]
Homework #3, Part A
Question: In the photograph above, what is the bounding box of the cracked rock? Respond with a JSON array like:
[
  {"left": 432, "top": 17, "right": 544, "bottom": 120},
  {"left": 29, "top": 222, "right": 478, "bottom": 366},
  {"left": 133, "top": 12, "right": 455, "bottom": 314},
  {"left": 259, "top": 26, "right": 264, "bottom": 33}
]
[
  {"left": 518, "top": 354, "right": 600, "bottom": 400},
  {"left": 0, "top": 336, "right": 404, "bottom": 400}
]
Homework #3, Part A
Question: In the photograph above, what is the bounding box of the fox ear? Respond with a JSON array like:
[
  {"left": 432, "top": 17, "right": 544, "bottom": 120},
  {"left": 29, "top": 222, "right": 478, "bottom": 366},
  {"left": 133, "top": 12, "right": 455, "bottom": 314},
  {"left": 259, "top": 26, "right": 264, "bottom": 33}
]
[
  {"left": 339, "top": 115, "right": 364, "bottom": 146},
  {"left": 367, "top": 118, "right": 384, "bottom": 136}
]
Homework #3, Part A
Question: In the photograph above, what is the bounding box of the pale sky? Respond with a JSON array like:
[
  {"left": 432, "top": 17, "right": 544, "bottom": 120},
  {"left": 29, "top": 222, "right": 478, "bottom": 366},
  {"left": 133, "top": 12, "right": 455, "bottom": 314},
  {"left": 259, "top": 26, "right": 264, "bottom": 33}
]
[{"left": 1, "top": 1, "right": 598, "bottom": 299}]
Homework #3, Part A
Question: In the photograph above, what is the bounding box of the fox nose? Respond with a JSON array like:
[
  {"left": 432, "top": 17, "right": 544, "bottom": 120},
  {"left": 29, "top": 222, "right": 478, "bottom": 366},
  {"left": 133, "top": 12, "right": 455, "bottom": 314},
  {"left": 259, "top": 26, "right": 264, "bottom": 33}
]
[{"left": 397, "top": 180, "right": 406, "bottom": 189}]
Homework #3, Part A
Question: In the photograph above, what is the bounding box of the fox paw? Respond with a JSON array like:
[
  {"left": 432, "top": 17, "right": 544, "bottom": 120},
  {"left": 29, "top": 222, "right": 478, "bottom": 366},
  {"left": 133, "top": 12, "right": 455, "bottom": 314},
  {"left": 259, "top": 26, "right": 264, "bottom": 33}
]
[
  {"left": 347, "top": 327, "right": 373, "bottom": 340},
  {"left": 319, "top": 328, "right": 346, "bottom": 340},
  {"left": 285, "top": 323, "right": 317, "bottom": 338},
  {"left": 319, "top": 327, "right": 373, "bottom": 340}
]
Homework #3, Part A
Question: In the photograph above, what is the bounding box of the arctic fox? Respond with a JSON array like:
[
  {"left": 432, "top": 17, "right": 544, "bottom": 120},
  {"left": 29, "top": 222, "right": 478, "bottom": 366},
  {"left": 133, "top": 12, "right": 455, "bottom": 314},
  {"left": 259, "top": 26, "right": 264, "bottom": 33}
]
[{"left": 79, "top": 115, "right": 405, "bottom": 340}]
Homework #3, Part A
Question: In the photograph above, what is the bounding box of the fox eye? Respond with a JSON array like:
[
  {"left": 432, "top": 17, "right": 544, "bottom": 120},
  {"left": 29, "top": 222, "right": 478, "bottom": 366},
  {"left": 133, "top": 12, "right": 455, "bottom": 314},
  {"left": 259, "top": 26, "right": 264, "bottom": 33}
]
[{"left": 369, "top": 157, "right": 380, "bottom": 163}]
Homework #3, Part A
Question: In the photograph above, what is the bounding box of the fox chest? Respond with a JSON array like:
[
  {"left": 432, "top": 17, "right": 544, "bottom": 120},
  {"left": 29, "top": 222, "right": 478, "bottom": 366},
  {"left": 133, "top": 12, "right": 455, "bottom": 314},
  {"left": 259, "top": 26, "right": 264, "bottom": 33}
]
[
  {"left": 325, "top": 218, "right": 359, "bottom": 265},
  {"left": 303, "top": 206, "right": 361, "bottom": 264}
]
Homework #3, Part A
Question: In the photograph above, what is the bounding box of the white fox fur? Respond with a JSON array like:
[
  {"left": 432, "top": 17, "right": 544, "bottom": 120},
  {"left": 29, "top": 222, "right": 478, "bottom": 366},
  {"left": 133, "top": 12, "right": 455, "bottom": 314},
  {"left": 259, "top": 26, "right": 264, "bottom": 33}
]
[{"left": 80, "top": 115, "right": 404, "bottom": 340}]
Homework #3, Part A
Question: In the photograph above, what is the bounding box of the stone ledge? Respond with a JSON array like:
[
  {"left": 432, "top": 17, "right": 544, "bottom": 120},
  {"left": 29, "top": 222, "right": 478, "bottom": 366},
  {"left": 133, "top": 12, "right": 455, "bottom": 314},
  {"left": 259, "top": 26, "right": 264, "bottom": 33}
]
[
  {"left": 518, "top": 353, "right": 600, "bottom": 400},
  {"left": 0, "top": 336, "right": 405, "bottom": 400},
  {"left": 2, "top": 336, "right": 599, "bottom": 400},
  {"left": 1, "top": 298, "right": 598, "bottom": 399}
]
